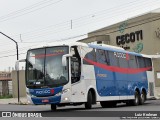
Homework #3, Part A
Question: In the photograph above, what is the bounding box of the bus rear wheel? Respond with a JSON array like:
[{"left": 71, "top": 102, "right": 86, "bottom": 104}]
[
  {"left": 131, "top": 91, "right": 140, "bottom": 106},
  {"left": 139, "top": 91, "right": 146, "bottom": 105},
  {"left": 51, "top": 104, "right": 57, "bottom": 111},
  {"left": 85, "top": 91, "right": 92, "bottom": 109}
]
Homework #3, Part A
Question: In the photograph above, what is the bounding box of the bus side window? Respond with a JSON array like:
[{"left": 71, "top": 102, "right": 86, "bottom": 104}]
[
  {"left": 137, "top": 56, "right": 145, "bottom": 68},
  {"left": 118, "top": 54, "right": 129, "bottom": 68},
  {"left": 137, "top": 56, "right": 152, "bottom": 71},
  {"left": 105, "top": 50, "right": 110, "bottom": 65},
  {"left": 108, "top": 51, "right": 119, "bottom": 67},
  {"left": 96, "top": 49, "right": 109, "bottom": 65},
  {"left": 145, "top": 58, "right": 152, "bottom": 71},
  {"left": 128, "top": 55, "right": 138, "bottom": 68},
  {"left": 83, "top": 48, "right": 96, "bottom": 65}
]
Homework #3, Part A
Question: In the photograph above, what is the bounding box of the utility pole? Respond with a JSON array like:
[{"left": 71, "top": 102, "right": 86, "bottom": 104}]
[
  {"left": 0, "top": 32, "right": 20, "bottom": 103},
  {"left": 71, "top": 20, "right": 72, "bottom": 29}
]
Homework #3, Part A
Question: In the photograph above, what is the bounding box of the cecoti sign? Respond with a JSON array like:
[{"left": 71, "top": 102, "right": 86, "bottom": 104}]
[{"left": 116, "top": 30, "right": 143, "bottom": 45}]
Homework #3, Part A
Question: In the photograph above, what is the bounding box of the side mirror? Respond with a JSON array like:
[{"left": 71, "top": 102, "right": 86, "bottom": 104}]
[
  {"left": 62, "top": 54, "right": 72, "bottom": 66},
  {"left": 15, "top": 59, "right": 26, "bottom": 71}
]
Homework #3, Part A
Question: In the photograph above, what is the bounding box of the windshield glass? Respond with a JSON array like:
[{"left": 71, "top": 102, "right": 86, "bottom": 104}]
[{"left": 26, "top": 46, "right": 69, "bottom": 88}]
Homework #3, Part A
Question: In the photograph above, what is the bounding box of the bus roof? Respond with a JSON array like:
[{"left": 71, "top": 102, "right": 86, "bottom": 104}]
[
  {"left": 28, "top": 41, "right": 151, "bottom": 58},
  {"left": 28, "top": 41, "right": 88, "bottom": 50},
  {"left": 88, "top": 44, "right": 151, "bottom": 58}
]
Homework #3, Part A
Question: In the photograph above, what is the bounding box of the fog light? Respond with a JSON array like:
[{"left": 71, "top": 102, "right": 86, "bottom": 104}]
[{"left": 64, "top": 97, "right": 68, "bottom": 101}]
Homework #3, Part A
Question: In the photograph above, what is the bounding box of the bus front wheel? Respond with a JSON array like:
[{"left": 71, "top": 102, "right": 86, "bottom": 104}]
[{"left": 85, "top": 91, "right": 92, "bottom": 109}]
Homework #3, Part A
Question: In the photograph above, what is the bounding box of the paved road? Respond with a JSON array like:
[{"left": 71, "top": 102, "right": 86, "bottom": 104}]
[{"left": 0, "top": 99, "right": 160, "bottom": 120}]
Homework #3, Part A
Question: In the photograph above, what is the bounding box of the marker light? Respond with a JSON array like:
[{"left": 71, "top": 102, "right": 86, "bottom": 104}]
[{"left": 55, "top": 88, "right": 70, "bottom": 96}]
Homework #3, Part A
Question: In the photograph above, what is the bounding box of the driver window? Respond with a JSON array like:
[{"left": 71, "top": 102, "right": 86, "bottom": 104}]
[{"left": 71, "top": 46, "right": 81, "bottom": 84}]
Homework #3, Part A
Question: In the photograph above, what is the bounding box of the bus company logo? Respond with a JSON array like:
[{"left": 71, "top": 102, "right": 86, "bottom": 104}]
[
  {"left": 114, "top": 52, "right": 129, "bottom": 60},
  {"left": 36, "top": 90, "right": 51, "bottom": 94},
  {"left": 97, "top": 74, "right": 107, "bottom": 77},
  {"left": 114, "top": 52, "right": 126, "bottom": 59}
]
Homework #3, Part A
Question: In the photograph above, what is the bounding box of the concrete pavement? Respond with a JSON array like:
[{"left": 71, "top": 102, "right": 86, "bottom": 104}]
[
  {"left": 0, "top": 97, "right": 28, "bottom": 105},
  {"left": 0, "top": 97, "right": 157, "bottom": 105}
]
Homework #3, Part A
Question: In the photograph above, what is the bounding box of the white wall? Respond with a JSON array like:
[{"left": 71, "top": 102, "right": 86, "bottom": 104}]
[
  {"left": 0, "top": 81, "right": 2, "bottom": 96},
  {"left": 8, "top": 81, "right": 12, "bottom": 95}
]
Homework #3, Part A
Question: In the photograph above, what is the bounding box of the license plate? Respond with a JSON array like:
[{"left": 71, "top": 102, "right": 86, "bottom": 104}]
[{"left": 42, "top": 99, "right": 49, "bottom": 103}]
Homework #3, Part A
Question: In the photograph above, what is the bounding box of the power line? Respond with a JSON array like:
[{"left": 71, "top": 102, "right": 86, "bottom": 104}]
[
  {"left": 12, "top": 21, "right": 70, "bottom": 38},
  {"left": 0, "top": 0, "right": 159, "bottom": 45},
  {"left": 0, "top": 0, "right": 53, "bottom": 19},
  {"left": 7, "top": 0, "right": 143, "bottom": 38},
  {"left": 0, "top": 52, "right": 26, "bottom": 59},
  {"left": 9, "top": 0, "right": 160, "bottom": 42},
  {"left": 0, "top": 34, "right": 87, "bottom": 55},
  {"left": 0, "top": 0, "right": 64, "bottom": 22}
]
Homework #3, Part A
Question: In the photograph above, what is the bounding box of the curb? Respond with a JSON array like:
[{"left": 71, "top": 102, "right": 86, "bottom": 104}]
[{"left": 8, "top": 102, "right": 30, "bottom": 105}]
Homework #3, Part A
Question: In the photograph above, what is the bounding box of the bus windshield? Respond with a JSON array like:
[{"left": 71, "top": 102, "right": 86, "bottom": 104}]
[{"left": 26, "top": 46, "right": 69, "bottom": 88}]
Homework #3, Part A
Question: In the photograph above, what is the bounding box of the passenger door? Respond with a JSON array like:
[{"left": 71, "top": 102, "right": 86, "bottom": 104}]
[{"left": 70, "top": 46, "right": 84, "bottom": 102}]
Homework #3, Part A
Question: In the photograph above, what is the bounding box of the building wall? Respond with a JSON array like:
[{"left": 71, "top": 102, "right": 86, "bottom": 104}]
[
  {"left": 8, "top": 81, "right": 12, "bottom": 95},
  {"left": 0, "top": 81, "right": 2, "bottom": 96},
  {"left": 12, "top": 70, "right": 26, "bottom": 98},
  {"left": 88, "top": 14, "right": 159, "bottom": 54},
  {"left": 153, "top": 58, "right": 160, "bottom": 87}
]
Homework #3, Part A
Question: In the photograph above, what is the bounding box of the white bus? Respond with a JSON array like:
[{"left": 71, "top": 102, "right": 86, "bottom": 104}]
[{"left": 21, "top": 42, "right": 155, "bottom": 110}]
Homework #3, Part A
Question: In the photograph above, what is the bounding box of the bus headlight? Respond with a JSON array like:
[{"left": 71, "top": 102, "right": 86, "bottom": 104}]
[
  {"left": 55, "top": 88, "right": 70, "bottom": 96},
  {"left": 26, "top": 91, "right": 36, "bottom": 97},
  {"left": 26, "top": 91, "right": 30, "bottom": 96}
]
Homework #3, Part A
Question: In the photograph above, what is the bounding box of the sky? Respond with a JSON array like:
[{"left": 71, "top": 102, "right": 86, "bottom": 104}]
[{"left": 0, "top": 0, "right": 160, "bottom": 71}]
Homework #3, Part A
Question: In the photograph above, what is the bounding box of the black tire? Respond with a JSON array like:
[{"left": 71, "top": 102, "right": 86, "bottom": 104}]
[
  {"left": 139, "top": 91, "right": 146, "bottom": 105},
  {"left": 100, "top": 101, "right": 107, "bottom": 108},
  {"left": 130, "top": 91, "right": 140, "bottom": 106},
  {"left": 85, "top": 91, "right": 92, "bottom": 109},
  {"left": 51, "top": 104, "right": 57, "bottom": 111},
  {"left": 100, "top": 101, "right": 117, "bottom": 108}
]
